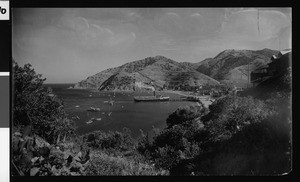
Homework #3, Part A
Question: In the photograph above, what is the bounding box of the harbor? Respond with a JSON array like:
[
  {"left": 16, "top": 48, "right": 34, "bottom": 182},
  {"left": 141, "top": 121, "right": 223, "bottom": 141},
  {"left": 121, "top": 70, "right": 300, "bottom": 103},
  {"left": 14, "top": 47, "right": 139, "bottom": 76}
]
[{"left": 46, "top": 84, "right": 206, "bottom": 138}]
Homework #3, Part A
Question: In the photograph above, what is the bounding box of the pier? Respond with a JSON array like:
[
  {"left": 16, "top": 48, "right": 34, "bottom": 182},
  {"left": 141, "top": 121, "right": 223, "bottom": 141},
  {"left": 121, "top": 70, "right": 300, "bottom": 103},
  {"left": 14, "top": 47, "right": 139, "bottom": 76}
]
[{"left": 168, "top": 96, "right": 212, "bottom": 102}]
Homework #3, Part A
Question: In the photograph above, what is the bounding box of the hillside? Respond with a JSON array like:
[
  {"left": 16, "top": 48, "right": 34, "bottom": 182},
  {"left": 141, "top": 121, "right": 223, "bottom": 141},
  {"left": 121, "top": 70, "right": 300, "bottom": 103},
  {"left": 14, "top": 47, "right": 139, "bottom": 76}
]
[
  {"left": 74, "top": 56, "right": 219, "bottom": 91},
  {"left": 195, "top": 48, "right": 279, "bottom": 87},
  {"left": 241, "top": 51, "right": 292, "bottom": 99}
]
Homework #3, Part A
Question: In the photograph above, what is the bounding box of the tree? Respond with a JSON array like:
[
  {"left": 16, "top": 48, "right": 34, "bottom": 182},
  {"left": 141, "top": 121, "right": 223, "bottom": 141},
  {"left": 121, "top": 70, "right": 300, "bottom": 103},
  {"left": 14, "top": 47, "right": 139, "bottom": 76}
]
[
  {"left": 166, "top": 105, "right": 207, "bottom": 129},
  {"left": 13, "top": 60, "right": 75, "bottom": 143},
  {"left": 202, "top": 95, "right": 271, "bottom": 142}
]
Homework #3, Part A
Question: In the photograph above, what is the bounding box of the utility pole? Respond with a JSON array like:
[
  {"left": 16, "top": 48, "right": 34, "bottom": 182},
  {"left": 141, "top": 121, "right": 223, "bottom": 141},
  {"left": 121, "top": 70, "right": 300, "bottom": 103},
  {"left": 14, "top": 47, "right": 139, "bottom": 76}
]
[{"left": 247, "top": 62, "right": 250, "bottom": 88}]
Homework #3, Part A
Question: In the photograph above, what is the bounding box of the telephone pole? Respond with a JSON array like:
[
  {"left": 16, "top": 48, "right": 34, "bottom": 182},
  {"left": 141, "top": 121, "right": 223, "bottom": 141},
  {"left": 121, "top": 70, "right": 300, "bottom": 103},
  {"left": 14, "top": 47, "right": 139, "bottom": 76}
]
[{"left": 247, "top": 62, "right": 250, "bottom": 88}]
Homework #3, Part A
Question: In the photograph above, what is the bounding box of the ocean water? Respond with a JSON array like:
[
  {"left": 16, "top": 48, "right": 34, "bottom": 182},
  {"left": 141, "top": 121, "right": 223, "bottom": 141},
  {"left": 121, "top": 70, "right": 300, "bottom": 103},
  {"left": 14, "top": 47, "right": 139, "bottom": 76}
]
[{"left": 44, "top": 84, "right": 197, "bottom": 138}]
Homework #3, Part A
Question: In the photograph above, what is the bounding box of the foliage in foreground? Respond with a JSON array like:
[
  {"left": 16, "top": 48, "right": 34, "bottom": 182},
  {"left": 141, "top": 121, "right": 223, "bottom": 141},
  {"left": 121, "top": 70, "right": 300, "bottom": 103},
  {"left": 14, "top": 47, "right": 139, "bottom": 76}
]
[
  {"left": 12, "top": 127, "right": 168, "bottom": 176},
  {"left": 137, "top": 94, "right": 291, "bottom": 175},
  {"left": 12, "top": 61, "right": 167, "bottom": 176},
  {"left": 12, "top": 131, "right": 89, "bottom": 176},
  {"left": 13, "top": 61, "right": 76, "bottom": 144}
]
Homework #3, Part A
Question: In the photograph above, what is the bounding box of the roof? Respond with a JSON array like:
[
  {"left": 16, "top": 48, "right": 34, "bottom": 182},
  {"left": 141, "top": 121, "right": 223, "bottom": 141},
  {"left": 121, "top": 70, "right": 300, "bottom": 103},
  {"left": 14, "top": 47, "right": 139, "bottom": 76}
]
[{"left": 279, "top": 49, "right": 291, "bottom": 56}]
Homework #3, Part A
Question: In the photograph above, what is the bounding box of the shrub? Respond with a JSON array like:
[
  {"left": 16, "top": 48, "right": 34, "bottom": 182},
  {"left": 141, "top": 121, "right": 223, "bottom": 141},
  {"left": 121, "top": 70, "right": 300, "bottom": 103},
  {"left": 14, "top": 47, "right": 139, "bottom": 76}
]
[
  {"left": 209, "top": 113, "right": 291, "bottom": 175},
  {"left": 83, "top": 128, "right": 136, "bottom": 153},
  {"left": 137, "top": 106, "right": 209, "bottom": 170},
  {"left": 143, "top": 93, "right": 291, "bottom": 175},
  {"left": 166, "top": 105, "right": 207, "bottom": 128},
  {"left": 203, "top": 96, "right": 271, "bottom": 142},
  {"left": 168, "top": 94, "right": 291, "bottom": 175},
  {"left": 13, "top": 61, "right": 76, "bottom": 143}
]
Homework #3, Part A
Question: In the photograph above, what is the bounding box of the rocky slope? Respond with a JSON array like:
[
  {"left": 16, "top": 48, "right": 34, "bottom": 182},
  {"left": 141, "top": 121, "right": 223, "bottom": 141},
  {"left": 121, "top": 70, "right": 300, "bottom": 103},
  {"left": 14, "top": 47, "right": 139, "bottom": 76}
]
[
  {"left": 195, "top": 48, "right": 279, "bottom": 87},
  {"left": 74, "top": 56, "right": 220, "bottom": 91}
]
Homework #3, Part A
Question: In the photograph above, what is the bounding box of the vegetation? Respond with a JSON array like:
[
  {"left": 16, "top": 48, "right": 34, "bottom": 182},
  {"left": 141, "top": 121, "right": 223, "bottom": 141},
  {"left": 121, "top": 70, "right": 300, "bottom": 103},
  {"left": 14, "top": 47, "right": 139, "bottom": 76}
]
[
  {"left": 12, "top": 61, "right": 168, "bottom": 176},
  {"left": 12, "top": 58, "right": 291, "bottom": 176},
  {"left": 13, "top": 61, "right": 76, "bottom": 143},
  {"left": 137, "top": 93, "right": 291, "bottom": 175}
]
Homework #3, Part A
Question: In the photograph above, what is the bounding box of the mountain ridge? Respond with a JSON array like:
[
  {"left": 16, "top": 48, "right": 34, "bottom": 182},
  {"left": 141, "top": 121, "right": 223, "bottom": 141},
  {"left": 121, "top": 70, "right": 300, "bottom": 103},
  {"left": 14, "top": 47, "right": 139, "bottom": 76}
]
[
  {"left": 74, "top": 48, "right": 279, "bottom": 90},
  {"left": 74, "top": 55, "right": 219, "bottom": 91},
  {"left": 194, "top": 48, "right": 279, "bottom": 87}
]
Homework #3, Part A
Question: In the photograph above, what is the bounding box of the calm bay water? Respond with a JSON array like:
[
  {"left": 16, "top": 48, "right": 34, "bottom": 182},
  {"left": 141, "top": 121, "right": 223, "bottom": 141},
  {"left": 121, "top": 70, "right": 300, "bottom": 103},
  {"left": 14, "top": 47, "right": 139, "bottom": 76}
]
[{"left": 44, "top": 84, "right": 197, "bottom": 138}]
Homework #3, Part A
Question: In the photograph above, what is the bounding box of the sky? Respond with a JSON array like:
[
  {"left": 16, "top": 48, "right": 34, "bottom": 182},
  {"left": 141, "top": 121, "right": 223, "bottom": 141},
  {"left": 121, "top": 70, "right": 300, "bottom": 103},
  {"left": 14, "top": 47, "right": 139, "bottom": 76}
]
[{"left": 12, "top": 8, "right": 292, "bottom": 83}]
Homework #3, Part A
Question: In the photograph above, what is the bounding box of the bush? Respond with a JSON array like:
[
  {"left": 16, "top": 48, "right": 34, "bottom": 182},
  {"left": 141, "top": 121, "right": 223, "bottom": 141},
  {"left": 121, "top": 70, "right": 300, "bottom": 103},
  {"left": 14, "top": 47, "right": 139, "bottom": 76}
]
[
  {"left": 166, "top": 105, "right": 207, "bottom": 128},
  {"left": 209, "top": 113, "right": 291, "bottom": 175},
  {"left": 13, "top": 60, "right": 76, "bottom": 144},
  {"left": 83, "top": 128, "right": 136, "bottom": 153},
  {"left": 137, "top": 106, "right": 208, "bottom": 170},
  {"left": 140, "top": 92, "right": 291, "bottom": 175},
  {"left": 168, "top": 94, "right": 291, "bottom": 175},
  {"left": 203, "top": 96, "right": 271, "bottom": 142}
]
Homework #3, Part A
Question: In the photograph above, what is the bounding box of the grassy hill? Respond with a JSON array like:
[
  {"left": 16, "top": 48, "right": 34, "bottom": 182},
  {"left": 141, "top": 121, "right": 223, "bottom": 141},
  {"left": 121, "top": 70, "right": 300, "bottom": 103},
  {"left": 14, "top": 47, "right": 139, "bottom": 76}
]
[
  {"left": 75, "top": 56, "right": 219, "bottom": 91},
  {"left": 195, "top": 48, "right": 279, "bottom": 87}
]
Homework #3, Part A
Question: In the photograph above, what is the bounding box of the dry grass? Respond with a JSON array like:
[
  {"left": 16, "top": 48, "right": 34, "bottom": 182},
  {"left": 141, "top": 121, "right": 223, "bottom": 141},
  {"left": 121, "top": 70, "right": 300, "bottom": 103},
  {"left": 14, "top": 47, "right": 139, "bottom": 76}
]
[{"left": 85, "top": 150, "right": 169, "bottom": 176}]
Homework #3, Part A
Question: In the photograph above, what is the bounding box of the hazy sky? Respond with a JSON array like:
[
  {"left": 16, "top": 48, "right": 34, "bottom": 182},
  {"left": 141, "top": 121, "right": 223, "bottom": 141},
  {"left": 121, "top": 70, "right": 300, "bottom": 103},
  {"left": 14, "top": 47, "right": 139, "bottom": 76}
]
[{"left": 12, "top": 8, "right": 291, "bottom": 83}]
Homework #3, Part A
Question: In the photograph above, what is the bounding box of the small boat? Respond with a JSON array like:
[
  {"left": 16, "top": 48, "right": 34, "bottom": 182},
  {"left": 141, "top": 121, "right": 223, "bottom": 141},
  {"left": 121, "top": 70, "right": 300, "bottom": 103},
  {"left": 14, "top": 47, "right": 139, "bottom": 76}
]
[
  {"left": 102, "top": 112, "right": 105, "bottom": 114},
  {"left": 87, "top": 107, "right": 101, "bottom": 112},
  {"left": 108, "top": 112, "right": 112, "bottom": 116},
  {"left": 104, "top": 101, "right": 109, "bottom": 103},
  {"left": 134, "top": 95, "right": 170, "bottom": 102},
  {"left": 75, "top": 105, "right": 80, "bottom": 108},
  {"left": 95, "top": 118, "right": 102, "bottom": 121},
  {"left": 72, "top": 116, "right": 80, "bottom": 120},
  {"left": 86, "top": 120, "right": 93, "bottom": 124},
  {"left": 89, "top": 95, "right": 92, "bottom": 97}
]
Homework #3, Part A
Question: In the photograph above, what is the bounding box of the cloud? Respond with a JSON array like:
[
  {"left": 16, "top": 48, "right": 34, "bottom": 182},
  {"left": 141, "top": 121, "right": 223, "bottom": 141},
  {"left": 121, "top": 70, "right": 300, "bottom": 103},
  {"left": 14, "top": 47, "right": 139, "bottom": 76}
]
[
  {"left": 55, "top": 14, "right": 137, "bottom": 49},
  {"left": 190, "top": 13, "right": 202, "bottom": 17},
  {"left": 90, "top": 23, "right": 114, "bottom": 36},
  {"left": 166, "top": 12, "right": 180, "bottom": 17},
  {"left": 156, "top": 12, "right": 182, "bottom": 34},
  {"left": 78, "top": 17, "right": 90, "bottom": 29},
  {"left": 220, "top": 9, "right": 291, "bottom": 41}
]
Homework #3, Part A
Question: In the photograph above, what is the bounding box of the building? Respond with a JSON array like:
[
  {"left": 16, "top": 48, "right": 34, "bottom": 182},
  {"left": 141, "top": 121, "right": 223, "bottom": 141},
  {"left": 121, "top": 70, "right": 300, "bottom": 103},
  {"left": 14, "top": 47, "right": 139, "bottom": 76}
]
[{"left": 251, "top": 49, "right": 291, "bottom": 87}]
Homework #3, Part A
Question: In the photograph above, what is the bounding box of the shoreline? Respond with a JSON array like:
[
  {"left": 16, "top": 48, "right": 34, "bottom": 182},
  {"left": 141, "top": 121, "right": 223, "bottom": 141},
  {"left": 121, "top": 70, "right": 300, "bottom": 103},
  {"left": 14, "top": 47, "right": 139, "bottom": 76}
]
[
  {"left": 66, "top": 87, "right": 215, "bottom": 108},
  {"left": 159, "top": 90, "right": 214, "bottom": 108}
]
